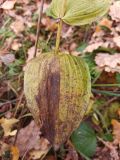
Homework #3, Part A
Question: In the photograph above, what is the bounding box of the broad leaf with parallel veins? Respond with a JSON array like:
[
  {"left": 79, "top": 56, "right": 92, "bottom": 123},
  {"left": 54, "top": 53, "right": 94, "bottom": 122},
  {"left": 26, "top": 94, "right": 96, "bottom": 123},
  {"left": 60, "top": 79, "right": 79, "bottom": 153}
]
[{"left": 48, "top": 0, "right": 110, "bottom": 25}]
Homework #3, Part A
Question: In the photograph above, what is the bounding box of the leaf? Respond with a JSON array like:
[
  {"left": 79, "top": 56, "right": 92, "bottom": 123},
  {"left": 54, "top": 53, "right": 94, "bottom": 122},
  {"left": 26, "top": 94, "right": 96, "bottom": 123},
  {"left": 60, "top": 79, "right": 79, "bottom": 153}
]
[
  {"left": 29, "top": 149, "right": 49, "bottom": 160},
  {"left": 111, "top": 119, "right": 120, "bottom": 143},
  {"left": 0, "top": 0, "right": 16, "bottom": 10},
  {"left": 0, "top": 118, "right": 19, "bottom": 136},
  {"left": 0, "top": 54, "right": 15, "bottom": 66},
  {"left": 13, "top": 121, "right": 50, "bottom": 156},
  {"left": 48, "top": 0, "right": 110, "bottom": 26},
  {"left": 10, "top": 146, "right": 19, "bottom": 160},
  {"left": 76, "top": 42, "right": 88, "bottom": 52},
  {"left": 71, "top": 122, "right": 97, "bottom": 158},
  {"left": 103, "top": 102, "right": 120, "bottom": 128},
  {"left": 116, "top": 73, "right": 120, "bottom": 83},
  {"left": 109, "top": 1, "right": 120, "bottom": 22},
  {"left": 95, "top": 53, "right": 120, "bottom": 73},
  {"left": 10, "top": 20, "right": 25, "bottom": 35}
]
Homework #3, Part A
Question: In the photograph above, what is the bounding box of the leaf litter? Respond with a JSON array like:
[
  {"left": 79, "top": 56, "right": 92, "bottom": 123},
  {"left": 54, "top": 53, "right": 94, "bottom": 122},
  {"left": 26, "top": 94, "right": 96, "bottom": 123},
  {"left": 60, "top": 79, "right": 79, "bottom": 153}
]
[{"left": 0, "top": 0, "right": 120, "bottom": 159}]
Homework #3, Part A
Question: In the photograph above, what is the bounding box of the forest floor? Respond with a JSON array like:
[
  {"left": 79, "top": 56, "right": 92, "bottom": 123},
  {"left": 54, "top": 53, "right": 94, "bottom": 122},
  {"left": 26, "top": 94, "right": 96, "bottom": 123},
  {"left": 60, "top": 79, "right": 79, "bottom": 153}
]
[{"left": 0, "top": 0, "right": 120, "bottom": 160}]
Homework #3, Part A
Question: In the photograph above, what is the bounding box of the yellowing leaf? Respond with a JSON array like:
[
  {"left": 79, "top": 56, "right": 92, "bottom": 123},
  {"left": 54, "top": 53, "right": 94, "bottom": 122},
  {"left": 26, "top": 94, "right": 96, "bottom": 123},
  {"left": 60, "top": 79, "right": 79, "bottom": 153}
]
[
  {"left": 48, "top": 0, "right": 110, "bottom": 26},
  {"left": 0, "top": 118, "right": 19, "bottom": 136},
  {"left": 99, "top": 18, "right": 112, "bottom": 29},
  {"left": 111, "top": 119, "right": 120, "bottom": 143},
  {"left": 11, "top": 146, "right": 19, "bottom": 160}
]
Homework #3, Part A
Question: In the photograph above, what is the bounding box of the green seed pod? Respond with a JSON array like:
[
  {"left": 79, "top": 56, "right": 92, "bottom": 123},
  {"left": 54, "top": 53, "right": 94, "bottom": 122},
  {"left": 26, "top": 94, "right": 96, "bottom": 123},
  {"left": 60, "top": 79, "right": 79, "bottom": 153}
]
[{"left": 24, "top": 52, "right": 91, "bottom": 146}]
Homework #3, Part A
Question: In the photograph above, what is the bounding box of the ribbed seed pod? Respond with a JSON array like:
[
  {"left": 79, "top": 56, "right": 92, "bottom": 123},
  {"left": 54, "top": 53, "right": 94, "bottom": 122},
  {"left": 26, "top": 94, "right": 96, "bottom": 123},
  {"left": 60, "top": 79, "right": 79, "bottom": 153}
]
[{"left": 24, "top": 52, "right": 91, "bottom": 146}]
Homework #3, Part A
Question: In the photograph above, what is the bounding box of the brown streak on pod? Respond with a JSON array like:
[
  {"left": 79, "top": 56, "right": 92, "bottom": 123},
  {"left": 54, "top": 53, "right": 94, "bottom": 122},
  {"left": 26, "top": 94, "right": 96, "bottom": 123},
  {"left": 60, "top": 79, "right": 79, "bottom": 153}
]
[{"left": 36, "top": 56, "right": 60, "bottom": 144}]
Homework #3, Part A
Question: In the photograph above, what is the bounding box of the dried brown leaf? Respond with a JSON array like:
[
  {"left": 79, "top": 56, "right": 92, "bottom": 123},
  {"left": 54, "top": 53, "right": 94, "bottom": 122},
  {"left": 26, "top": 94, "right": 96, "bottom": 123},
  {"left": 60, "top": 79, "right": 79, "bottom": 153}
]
[
  {"left": 95, "top": 53, "right": 120, "bottom": 73},
  {"left": 0, "top": 54, "right": 15, "bottom": 65},
  {"left": 11, "top": 39, "right": 22, "bottom": 51},
  {"left": 15, "top": 121, "right": 41, "bottom": 155},
  {"left": 0, "top": 118, "right": 19, "bottom": 136},
  {"left": 109, "top": 1, "right": 120, "bottom": 22},
  {"left": 0, "top": 0, "right": 16, "bottom": 10},
  {"left": 113, "top": 36, "right": 120, "bottom": 47},
  {"left": 10, "top": 20, "right": 25, "bottom": 34},
  {"left": 111, "top": 119, "right": 120, "bottom": 143}
]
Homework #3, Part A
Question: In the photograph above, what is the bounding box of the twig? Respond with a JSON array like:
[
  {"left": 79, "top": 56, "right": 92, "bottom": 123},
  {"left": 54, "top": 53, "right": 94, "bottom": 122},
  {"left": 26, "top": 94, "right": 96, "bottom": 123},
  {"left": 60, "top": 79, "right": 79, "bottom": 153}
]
[
  {"left": 34, "top": 0, "right": 45, "bottom": 57},
  {"left": 13, "top": 91, "right": 24, "bottom": 117}
]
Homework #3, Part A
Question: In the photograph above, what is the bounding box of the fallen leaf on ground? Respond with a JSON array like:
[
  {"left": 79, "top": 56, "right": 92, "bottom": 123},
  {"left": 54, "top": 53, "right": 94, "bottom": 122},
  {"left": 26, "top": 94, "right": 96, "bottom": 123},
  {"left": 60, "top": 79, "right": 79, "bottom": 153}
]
[
  {"left": 11, "top": 40, "right": 22, "bottom": 51},
  {"left": 113, "top": 36, "right": 120, "bottom": 47},
  {"left": 10, "top": 20, "right": 25, "bottom": 35},
  {"left": 29, "top": 138, "right": 50, "bottom": 160},
  {"left": 98, "top": 137, "right": 119, "bottom": 160},
  {"left": 84, "top": 42, "right": 103, "bottom": 53},
  {"left": 0, "top": 0, "right": 16, "bottom": 10},
  {"left": 111, "top": 119, "right": 120, "bottom": 143},
  {"left": 14, "top": 121, "right": 41, "bottom": 155},
  {"left": 98, "top": 18, "right": 112, "bottom": 30},
  {"left": 0, "top": 54, "right": 15, "bottom": 65},
  {"left": 109, "top": 1, "right": 120, "bottom": 22},
  {"left": 11, "top": 146, "right": 19, "bottom": 160},
  {"left": 0, "top": 118, "right": 19, "bottom": 136},
  {"left": 29, "top": 149, "right": 48, "bottom": 160},
  {"left": 95, "top": 53, "right": 120, "bottom": 73}
]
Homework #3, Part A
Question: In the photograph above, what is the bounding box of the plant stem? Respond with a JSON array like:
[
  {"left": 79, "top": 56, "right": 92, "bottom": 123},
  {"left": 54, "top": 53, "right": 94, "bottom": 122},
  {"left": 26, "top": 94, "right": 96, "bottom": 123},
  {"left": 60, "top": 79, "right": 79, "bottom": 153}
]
[
  {"left": 55, "top": 19, "right": 63, "bottom": 54},
  {"left": 92, "top": 84, "right": 120, "bottom": 87},
  {"left": 34, "top": 0, "right": 44, "bottom": 57}
]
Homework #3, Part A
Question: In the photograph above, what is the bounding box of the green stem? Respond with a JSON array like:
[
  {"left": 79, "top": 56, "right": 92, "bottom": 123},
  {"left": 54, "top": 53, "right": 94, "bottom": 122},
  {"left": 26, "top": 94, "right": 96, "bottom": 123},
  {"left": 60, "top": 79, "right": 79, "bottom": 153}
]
[
  {"left": 55, "top": 19, "right": 63, "bottom": 54},
  {"left": 92, "top": 84, "right": 120, "bottom": 87}
]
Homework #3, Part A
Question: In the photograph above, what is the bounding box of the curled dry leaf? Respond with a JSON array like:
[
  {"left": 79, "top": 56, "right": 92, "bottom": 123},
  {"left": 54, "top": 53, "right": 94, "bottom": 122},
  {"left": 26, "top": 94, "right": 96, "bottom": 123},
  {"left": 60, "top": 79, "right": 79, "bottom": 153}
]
[
  {"left": 95, "top": 53, "right": 120, "bottom": 73},
  {"left": 29, "top": 138, "right": 50, "bottom": 160},
  {"left": 30, "top": 138, "right": 50, "bottom": 159},
  {"left": 0, "top": 0, "right": 16, "bottom": 10},
  {"left": 0, "top": 118, "right": 19, "bottom": 136}
]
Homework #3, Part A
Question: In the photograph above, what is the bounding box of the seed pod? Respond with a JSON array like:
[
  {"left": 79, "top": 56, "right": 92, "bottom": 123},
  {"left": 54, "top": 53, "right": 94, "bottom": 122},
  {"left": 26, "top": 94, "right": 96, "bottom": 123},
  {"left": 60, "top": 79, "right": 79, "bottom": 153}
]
[{"left": 24, "top": 52, "right": 91, "bottom": 146}]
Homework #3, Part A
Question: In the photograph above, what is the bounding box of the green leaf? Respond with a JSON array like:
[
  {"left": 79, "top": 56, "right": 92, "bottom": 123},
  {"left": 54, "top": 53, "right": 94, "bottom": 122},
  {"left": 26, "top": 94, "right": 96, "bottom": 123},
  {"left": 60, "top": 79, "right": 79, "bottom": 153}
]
[
  {"left": 116, "top": 73, "right": 120, "bottom": 83},
  {"left": 71, "top": 122, "right": 97, "bottom": 158},
  {"left": 49, "top": 0, "right": 110, "bottom": 26},
  {"left": 92, "top": 89, "right": 120, "bottom": 97},
  {"left": 103, "top": 133, "right": 113, "bottom": 142},
  {"left": 76, "top": 42, "right": 88, "bottom": 52}
]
